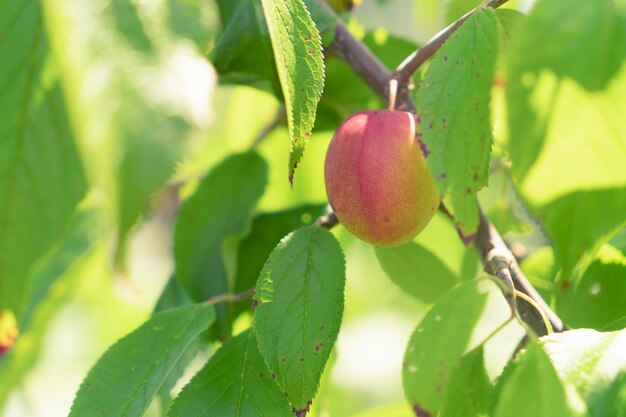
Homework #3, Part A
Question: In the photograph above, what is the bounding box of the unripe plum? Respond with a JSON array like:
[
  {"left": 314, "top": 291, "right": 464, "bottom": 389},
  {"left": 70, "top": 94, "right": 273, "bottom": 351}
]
[{"left": 324, "top": 110, "right": 439, "bottom": 246}]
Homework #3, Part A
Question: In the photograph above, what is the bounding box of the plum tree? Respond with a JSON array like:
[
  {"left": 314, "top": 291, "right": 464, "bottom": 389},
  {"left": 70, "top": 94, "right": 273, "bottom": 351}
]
[{"left": 324, "top": 110, "right": 440, "bottom": 246}]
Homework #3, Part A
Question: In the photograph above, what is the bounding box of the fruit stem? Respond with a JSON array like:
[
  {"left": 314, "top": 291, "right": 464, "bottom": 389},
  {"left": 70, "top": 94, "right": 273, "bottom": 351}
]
[{"left": 388, "top": 79, "right": 398, "bottom": 110}]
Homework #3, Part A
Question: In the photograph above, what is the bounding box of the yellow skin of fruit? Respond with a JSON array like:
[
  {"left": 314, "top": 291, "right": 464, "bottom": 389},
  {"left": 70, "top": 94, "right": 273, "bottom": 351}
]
[{"left": 324, "top": 110, "right": 440, "bottom": 247}]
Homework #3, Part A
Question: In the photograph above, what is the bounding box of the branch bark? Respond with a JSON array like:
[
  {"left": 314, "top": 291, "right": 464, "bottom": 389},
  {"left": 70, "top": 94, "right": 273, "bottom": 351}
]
[
  {"left": 319, "top": 3, "right": 565, "bottom": 337},
  {"left": 392, "top": 0, "right": 509, "bottom": 107},
  {"left": 475, "top": 208, "right": 564, "bottom": 334}
]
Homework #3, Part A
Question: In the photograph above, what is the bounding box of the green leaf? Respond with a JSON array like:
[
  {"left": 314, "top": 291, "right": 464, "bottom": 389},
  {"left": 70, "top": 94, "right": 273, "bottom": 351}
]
[
  {"left": 519, "top": 247, "right": 555, "bottom": 302},
  {"left": 0, "top": 206, "right": 105, "bottom": 409},
  {"left": 494, "top": 9, "right": 525, "bottom": 45},
  {"left": 403, "top": 280, "right": 508, "bottom": 415},
  {"left": 506, "top": 0, "right": 626, "bottom": 279},
  {"left": 541, "top": 328, "right": 626, "bottom": 406},
  {"left": 253, "top": 226, "right": 346, "bottom": 411},
  {"left": 19, "top": 206, "right": 107, "bottom": 330},
  {"left": 587, "top": 371, "right": 626, "bottom": 417},
  {"left": 478, "top": 170, "right": 532, "bottom": 235},
  {"left": 611, "top": 227, "right": 626, "bottom": 255},
  {"left": 509, "top": 0, "right": 624, "bottom": 99},
  {"left": 414, "top": 212, "right": 481, "bottom": 280},
  {"left": 211, "top": 0, "right": 334, "bottom": 95},
  {"left": 154, "top": 276, "right": 195, "bottom": 315},
  {"left": 166, "top": 0, "right": 217, "bottom": 51},
  {"left": 43, "top": 0, "right": 216, "bottom": 237},
  {"left": 556, "top": 245, "right": 626, "bottom": 331},
  {"left": 417, "top": 9, "right": 500, "bottom": 239},
  {"left": 444, "top": 0, "right": 481, "bottom": 24},
  {"left": 260, "top": 0, "right": 325, "bottom": 183},
  {"left": 234, "top": 204, "right": 326, "bottom": 317},
  {"left": 69, "top": 304, "right": 215, "bottom": 417},
  {"left": 440, "top": 347, "right": 492, "bottom": 417},
  {"left": 538, "top": 190, "right": 626, "bottom": 282},
  {"left": 0, "top": 0, "right": 86, "bottom": 315},
  {"left": 375, "top": 242, "right": 459, "bottom": 304},
  {"left": 211, "top": 0, "right": 282, "bottom": 94},
  {"left": 152, "top": 277, "right": 205, "bottom": 411},
  {"left": 493, "top": 342, "right": 587, "bottom": 417},
  {"left": 167, "top": 329, "right": 293, "bottom": 417},
  {"left": 174, "top": 152, "right": 268, "bottom": 338}
]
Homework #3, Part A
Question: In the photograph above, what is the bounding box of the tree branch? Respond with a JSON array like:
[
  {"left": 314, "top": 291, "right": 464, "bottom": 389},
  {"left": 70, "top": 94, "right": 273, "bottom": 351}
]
[
  {"left": 326, "top": 23, "right": 391, "bottom": 105},
  {"left": 476, "top": 208, "right": 564, "bottom": 334},
  {"left": 319, "top": 3, "right": 565, "bottom": 337},
  {"left": 314, "top": 209, "right": 339, "bottom": 229},
  {"left": 392, "top": 0, "right": 509, "bottom": 106},
  {"left": 205, "top": 287, "right": 256, "bottom": 305},
  {"left": 392, "top": 8, "right": 474, "bottom": 85}
]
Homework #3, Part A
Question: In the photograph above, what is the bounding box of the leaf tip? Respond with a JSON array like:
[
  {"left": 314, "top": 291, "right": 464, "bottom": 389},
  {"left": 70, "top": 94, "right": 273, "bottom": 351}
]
[
  {"left": 412, "top": 403, "right": 432, "bottom": 417},
  {"left": 293, "top": 401, "right": 312, "bottom": 417},
  {"left": 455, "top": 223, "right": 477, "bottom": 246}
]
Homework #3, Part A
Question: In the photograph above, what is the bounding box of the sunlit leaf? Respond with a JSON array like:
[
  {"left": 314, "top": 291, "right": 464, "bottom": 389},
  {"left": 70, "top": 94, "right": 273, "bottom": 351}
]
[
  {"left": 506, "top": 0, "right": 626, "bottom": 279},
  {"left": 403, "top": 280, "right": 508, "bottom": 415},
  {"left": 375, "top": 242, "right": 459, "bottom": 304},
  {"left": 253, "top": 226, "right": 345, "bottom": 411},
  {"left": 234, "top": 204, "right": 326, "bottom": 316},
  {"left": 556, "top": 245, "right": 626, "bottom": 331},
  {"left": 493, "top": 342, "right": 587, "bottom": 417},
  {"left": 417, "top": 9, "right": 499, "bottom": 239},
  {"left": 542, "top": 328, "right": 626, "bottom": 408},
  {"left": 174, "top": 152, "right": 268, "bottom": 338},
  {"left": 69, "top": 304, "right": 215, "bottom": 417},
  {"left": 260, "top": 0, "right": 325, "bottom": 183},
  {"left": 0, "top": 0, "right": 86, "bottom": 315},
  {"left": 440, "top": 346, "right": 492, "bottom": 417}
]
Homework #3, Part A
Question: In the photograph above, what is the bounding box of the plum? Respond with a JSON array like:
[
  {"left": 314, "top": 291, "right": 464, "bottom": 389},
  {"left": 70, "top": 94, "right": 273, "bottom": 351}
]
[{"left": 324, "top": 110, "right": 439, "bottom": 246}]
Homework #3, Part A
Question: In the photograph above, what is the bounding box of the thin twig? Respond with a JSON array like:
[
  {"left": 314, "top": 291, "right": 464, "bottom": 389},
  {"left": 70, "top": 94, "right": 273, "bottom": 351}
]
[
  {"left": 314, "top": 209, "right": 339, "bottom": 229},
  {"left": 391, "top": 0, "right": 510, "bottom": 105},
  {"left": 475, "top": 208, "right": 564, "bottom": 335},
  {"left": 393, "top": 8, "right": 475, "bottom": 85},
  {"left": 205, "top": 287, "right": 256, "bottom": 305}
]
